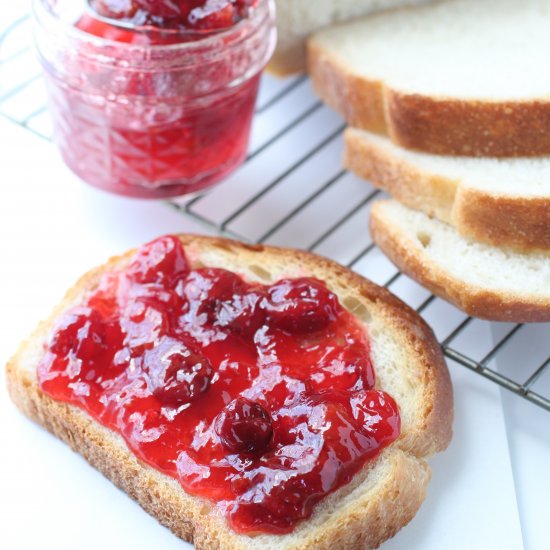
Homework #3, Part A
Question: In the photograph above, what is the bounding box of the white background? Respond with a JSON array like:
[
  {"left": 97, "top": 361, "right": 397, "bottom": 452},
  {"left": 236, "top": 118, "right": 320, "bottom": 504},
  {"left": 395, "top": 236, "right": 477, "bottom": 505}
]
[{"left": 1, "top": 3, "right": 549, "bottom": 549}]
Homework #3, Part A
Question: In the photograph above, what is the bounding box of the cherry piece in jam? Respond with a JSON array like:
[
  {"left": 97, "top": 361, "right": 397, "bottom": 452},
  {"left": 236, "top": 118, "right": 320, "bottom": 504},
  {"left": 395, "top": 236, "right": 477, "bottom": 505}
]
[
  {"left": 49, "top": 307, "right": 105, "bottom": 361},
  {"left": 180, "top": 268, "right": 265, "bottom": 334},
  {"left": 146, "top": 337, "right": 213, "bottom": 405},
  {"left": 88, "top": 0, "right": 257, "bottom": 31},
  {"left": 120, "top": 285, "right": 178, "bottom": 358},
  {"left": 181, "top": 268, "right": 246, "bottom": 318},
  {"left": 310, "top": 346, "right": 376, "bottom": 393},
  {"left": 215, "top": 397, "right": 273, "bottom": 454},
  {"left": 126, "top": 235, "right": 189, "bottom": 287},
  {"left": 134, "top": 0, "right": 181, "bottom": 19},
  {"left": 350, "top": 390, "right": 401, "bottom": 443},
  {"left": 215, "top": 290, "right": 266, "bottom": 335},
  {"left": 37, "top": 236, "right": 400, "bottom": 535},
  {"left": 186, "top": 1, "right": 241, "bottom": 31},
  {"left": 262, "top": 277, "right": 340, "bottom": 333},
  {"left": 89, "top": 0, "right": 138, "bottom": 20}
]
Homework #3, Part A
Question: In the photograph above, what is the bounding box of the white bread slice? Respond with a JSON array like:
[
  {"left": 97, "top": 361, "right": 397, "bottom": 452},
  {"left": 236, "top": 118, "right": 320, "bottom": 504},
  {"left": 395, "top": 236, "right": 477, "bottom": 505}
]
[
  {"left": 269, "top": 0, "right": 433, "bottom": 76},
  {"left": 370, "top": 201, "right": 550, "bottom": 322},
  {"left": 6, "top": 235, "right": 452, "bottom": 550},
  {"left": 309, "top": 0, "right": 550, "bottom": 157},
  {"left": 345, "top": 128, "right": 550, "bottom": 253}
]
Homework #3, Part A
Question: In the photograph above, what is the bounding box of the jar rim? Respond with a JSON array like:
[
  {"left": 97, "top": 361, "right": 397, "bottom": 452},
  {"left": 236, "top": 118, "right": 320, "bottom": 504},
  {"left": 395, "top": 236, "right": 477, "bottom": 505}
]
[{"left": 33, "top": 0, "right": 274, "bottom": 53}]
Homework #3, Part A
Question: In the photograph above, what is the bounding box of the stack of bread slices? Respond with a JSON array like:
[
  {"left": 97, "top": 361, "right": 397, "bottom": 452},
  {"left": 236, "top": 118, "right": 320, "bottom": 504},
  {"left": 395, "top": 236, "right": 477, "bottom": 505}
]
[{"left": 305, "top": 0, "right": 550, "bottom": 322}]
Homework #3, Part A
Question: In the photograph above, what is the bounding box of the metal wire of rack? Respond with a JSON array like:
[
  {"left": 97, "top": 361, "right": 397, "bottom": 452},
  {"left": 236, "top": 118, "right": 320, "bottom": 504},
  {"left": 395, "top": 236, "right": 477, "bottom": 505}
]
[{"left": 1, "top": 12, "right": 549, "bottom": 412}]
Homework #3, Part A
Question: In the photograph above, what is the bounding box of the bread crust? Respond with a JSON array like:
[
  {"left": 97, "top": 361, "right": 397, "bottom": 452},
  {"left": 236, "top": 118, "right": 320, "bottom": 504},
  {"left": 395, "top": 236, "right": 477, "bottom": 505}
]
[
  {"left": 267, "top": 45, "right": 306, "bottom": 77},
  {"left": 344, "top": 128, "right": 550, "bottom": 253},
  {"left": 308, "top": 40, "right": 387, "bottom": 133},
  {"left": 5, "top": 235, "right": 452, "bottom": 549},
  {"left": 370, "top": 204, "right": 550, "bottom": 322},
  {"left": 308, "top": 38, "right": 550, "bottom": 158}
]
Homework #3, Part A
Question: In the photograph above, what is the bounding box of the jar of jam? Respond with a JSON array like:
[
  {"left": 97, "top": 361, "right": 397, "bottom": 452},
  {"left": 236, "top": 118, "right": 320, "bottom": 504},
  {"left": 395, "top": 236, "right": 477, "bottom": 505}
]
[{"left": 33, "top": 1, "right": 276, "bottom": 198}]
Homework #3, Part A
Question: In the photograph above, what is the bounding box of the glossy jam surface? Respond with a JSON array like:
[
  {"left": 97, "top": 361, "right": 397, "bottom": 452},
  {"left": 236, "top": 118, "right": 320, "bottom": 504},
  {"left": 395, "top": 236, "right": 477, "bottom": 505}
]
[
  {"left": 38, "top": 237, "right": 400, "bottom": 534},
  {"left": 48, "top": 65, "right": 259, "bottom": 198},
  {"left": 89, "top": 1, "right": 258, "bottom": 33},
  {"left": 40, "top": 1, "right": 267, "bottom": 198}
]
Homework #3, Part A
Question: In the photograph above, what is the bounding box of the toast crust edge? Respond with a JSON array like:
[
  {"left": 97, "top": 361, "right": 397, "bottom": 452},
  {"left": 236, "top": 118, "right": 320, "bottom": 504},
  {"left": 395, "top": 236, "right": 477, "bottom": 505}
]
[
  {"left": 345, "top": 128, "right": 550, "bottom": 253},
  {"left": 370, "top": 203, "right": 550, "bottom": 322},
  {"left": 6, "top": 235, "right": 453, "bottom": 549},
  {"left": 308, "top": 37, "right": 550, "bottom": 158}
]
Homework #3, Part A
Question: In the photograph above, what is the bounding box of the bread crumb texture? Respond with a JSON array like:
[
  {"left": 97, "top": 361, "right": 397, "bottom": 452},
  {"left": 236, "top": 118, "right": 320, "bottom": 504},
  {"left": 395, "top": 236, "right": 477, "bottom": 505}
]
[{"left": 6, "top": 235, "right": 453, "bottom": 549}]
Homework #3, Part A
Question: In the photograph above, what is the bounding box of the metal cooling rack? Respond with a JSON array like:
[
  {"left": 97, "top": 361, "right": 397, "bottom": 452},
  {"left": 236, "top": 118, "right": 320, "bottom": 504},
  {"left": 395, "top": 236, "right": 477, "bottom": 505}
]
[{"left": 2, "top": 10, "right": 549, "bottom": 412}]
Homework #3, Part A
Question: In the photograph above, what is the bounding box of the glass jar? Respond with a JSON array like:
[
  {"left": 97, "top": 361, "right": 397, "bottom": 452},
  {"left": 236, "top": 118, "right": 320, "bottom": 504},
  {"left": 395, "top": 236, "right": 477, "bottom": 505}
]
[{"left": 33, "top": 0, "right": 276, "bottom": 199}]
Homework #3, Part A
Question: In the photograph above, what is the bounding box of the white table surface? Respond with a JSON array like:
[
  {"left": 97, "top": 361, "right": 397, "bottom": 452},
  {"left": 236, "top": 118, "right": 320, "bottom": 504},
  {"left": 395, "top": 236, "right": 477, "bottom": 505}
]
[
  {"left": 0, "top": 4, "right": 549, "bottom": 547},
  {"left": 0, "top": 103, "right": 547, "bottom": 550}
]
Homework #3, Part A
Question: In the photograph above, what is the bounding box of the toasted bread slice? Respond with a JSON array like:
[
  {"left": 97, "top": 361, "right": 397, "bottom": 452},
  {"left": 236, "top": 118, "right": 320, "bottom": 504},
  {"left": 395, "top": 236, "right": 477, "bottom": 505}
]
[
  {"left": 345, "top": 128, "right": 550, "bottom": 253},
  {"left": 308, "top": 0, "right": 550, "bottom": 157},
  {"left": 6, "top": 235, "right": 452, "bottom": 549},
  {"left": 269, "top": 0, "right": 433, "bottom": 76},
  {"left": 370, "top": 201, "right": 550, "bottom": 322}
]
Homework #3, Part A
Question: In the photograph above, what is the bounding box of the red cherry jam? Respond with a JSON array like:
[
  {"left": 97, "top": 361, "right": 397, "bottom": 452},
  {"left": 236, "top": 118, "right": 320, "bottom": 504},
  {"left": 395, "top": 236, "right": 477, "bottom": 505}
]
[
  {"left": 37, "top": 236, "right": 400, "bottom": 534},
  {"left": 35, "top": 0, "right": 274, "bottom": 198},
  {"left": 89, "top": 1, "right": 258, "bottom": 32}
]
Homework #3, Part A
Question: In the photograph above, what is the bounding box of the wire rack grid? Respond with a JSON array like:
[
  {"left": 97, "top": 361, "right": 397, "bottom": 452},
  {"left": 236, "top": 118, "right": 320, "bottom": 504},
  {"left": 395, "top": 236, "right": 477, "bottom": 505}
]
[{"left": 1, "top": 10, "right": 549, "bottom": 412}]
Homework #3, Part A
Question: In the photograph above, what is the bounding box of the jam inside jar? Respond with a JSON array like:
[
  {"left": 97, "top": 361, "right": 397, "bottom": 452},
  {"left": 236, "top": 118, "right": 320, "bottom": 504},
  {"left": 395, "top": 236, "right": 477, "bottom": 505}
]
[{"left": 33, "top": 1, "right": 276, "bottom": 198}]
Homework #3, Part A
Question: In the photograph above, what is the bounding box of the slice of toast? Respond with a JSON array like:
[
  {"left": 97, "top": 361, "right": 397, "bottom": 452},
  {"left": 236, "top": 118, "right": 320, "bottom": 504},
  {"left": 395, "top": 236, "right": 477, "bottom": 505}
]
[
  {"left": 345, "top": 128, "right": 550, "bottom": 253},
  {"left": 308, "top": 0, "right": 550, "bottom": 157},
  {"left": 6, "top": 235, "right": 452, "bottom": 549},
  {"left": 370, "top": 201, "right": 550, "bottom": 322},
  {"left": 270, "top": 0, "right": 433, "bottom": 76}
]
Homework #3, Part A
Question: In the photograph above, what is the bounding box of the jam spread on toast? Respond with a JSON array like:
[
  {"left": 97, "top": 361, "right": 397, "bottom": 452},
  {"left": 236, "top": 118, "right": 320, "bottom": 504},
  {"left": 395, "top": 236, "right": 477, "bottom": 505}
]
[{"left": 38, "top": 236, "right": 400, "bottom": 534}]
